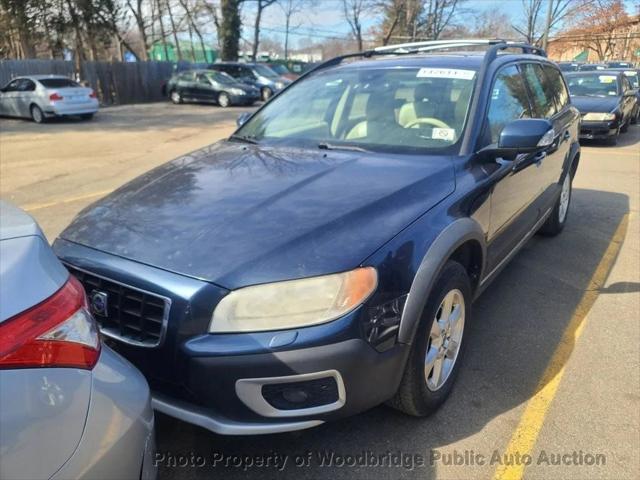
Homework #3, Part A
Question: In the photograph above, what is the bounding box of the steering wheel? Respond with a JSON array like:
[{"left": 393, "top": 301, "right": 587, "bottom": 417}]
[{"left": 405, "top": 118, "right": 451, "bottom": 129}]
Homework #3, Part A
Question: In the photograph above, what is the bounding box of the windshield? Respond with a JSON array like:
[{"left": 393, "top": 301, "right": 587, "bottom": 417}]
[
  {"left": 253, "top": 64, "right": 279, "bottom": 78},
  {"left": 207, "top": 71, "right": 237, "bottom": 85},
  {"left": 38, "top": 78, "right": 80, "bottom": 88},
  {"left": 566, "top": 74, "right": 620, "bottom": 97},
  {"left": 268, "top": 64, "right": 288, "bottom": 75},
  {"left": 236, "top": 66, "right": 476, "bottom": 153}
]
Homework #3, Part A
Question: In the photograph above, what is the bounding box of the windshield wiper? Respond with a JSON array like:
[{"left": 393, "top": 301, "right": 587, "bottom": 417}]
[
  {"left": 318, "top": 142, "right": 368, "bottom": 152},
  {"left": 229, "top": 134, "right": 258, "bottom": 144}
]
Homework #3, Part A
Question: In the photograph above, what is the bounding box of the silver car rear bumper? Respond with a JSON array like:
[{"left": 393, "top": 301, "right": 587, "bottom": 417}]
[{"left": 51, "top": 346, "right": 157, "bottom": 480}]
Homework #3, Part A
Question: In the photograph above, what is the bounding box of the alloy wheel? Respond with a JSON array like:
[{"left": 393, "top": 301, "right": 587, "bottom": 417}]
[
  {"left": 558, "top": 174, "right": 571, "bottom": 223},
  {"left": 425, "top": 288, "right": 465, "bottom": 391}
]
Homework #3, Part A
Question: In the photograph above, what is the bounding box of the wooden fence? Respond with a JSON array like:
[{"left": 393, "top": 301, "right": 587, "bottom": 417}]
[{"left": 0, "top": 59, "right": 178, "bottom": 105}]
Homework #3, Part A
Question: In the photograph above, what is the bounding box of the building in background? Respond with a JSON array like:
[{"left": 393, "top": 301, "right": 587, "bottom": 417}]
[
  {"left": 548, "top": 14, "right": 639, "bottom": 63},
  {"left": 149, "top": 42, "right": 217, "bottom": 63}
]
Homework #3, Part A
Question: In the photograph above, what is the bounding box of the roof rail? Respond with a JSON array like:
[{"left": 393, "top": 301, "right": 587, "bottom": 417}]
[
  {"left": 302, "top": 38, "right": 546, "bottom": 78},
  {"left": 373, "top": 38, "right": 505, "bottom": 52}
]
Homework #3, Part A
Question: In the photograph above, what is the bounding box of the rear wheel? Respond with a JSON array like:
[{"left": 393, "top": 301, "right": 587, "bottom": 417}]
[
  {"left": 30, "top": 105, "right": 45, "bottom": 123},
  {"left": 539, "top": 172, "right": 572, "bottom": 236},
  {"left": 389, "top": 261, "right": 470, "bottom": 416},
  {"left": 631, "top": 107, "right": 638, "bottom": 124},
  {"left": 170, "top": 89, "right": 182, "bottom": 104},
  {"left": 218, "top": 92, "right": 230, "bottom": 108},
  {"left": 80, "top": 113, "right": 94, "bottom": 120}
]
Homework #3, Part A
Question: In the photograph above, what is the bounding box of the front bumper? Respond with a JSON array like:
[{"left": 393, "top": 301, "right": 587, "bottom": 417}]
[
  {"left": 52, "top": 346, "right": 156, "bottom": 479},
  {"left": 579, "top": 119, "right": 619, "bottom": 139},
  {"left": 54, "top": 239, "right": 408, "bottom": 435}
]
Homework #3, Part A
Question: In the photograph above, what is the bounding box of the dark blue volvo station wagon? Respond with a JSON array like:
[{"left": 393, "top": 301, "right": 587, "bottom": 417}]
[{"left": 55, "top": 39, "right": 581, "bottom": 435}]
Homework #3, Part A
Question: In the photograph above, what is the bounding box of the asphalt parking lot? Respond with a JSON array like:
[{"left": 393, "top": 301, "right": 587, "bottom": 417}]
[{"left": 1, "top": 103, "right": 638, "bottom": 480}]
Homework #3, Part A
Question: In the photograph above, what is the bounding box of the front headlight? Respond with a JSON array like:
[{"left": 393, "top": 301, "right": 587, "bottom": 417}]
[
  {"left": 210, "top": 267, "right": 378, "bottom": 333},
  {"left": 582, "top": 112, "right": 616, "bottom": 121},
  {"left": 275, "top": 81, "right": 285, "bottom": 89},
  {"left": 229, "top": 88, "right": 245, "bottom": 95}
]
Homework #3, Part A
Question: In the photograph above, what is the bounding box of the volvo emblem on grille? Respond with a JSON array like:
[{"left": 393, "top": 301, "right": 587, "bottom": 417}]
[{"left": 90, "top": 290, "right": 109, "bottom": 317}]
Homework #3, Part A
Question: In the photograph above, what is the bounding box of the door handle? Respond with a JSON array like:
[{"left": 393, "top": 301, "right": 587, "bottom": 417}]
[{"left": 562, "top": 130, "right": 571, "bottom": 142}]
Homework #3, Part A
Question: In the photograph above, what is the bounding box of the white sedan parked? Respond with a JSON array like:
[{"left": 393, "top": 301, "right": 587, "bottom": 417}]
[{"left": 0, "top": 75, "right": 99, "bottom": 123}]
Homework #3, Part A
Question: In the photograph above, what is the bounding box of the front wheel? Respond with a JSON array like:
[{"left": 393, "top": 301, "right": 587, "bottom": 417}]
[
  {"left": 170, "top": 89, "right": 182, "bottom": 104},
  {"left": 218, "top": 92, "right": 230, "bottom": 108},
  {"left": 539, "top": 172, "right": 572, "bottom": 236},
  {"left": 389, "top": 261, "right": 470, "bottom": 417},
  {"left": 261, "top": 87, "right": 272, "bottom": 101}
]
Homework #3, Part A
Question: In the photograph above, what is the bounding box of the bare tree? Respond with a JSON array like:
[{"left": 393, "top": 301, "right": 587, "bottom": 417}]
[
  {"left": 249, "top": 0, "right": 277, "bottom": 60},
  {"left": 178, "top": 0, "right": 209, "bottom": 61},
  {"left": 565, "top": 0, "right": 630, "bottom": 60},
  {"left": 423, "top": 0, "right": 462, "bottom": 40},
  {"left": 125, "top": 0, "right": 149, "bottom": 60},
  {"left": 512, "top": 0, "right": 591, "bottom": 46},
  {"left": 342, "top": 0, "right": 369, "bottom": 51},
  {"left": 279, "top": 0, "right": 304, "bottom": 59}
]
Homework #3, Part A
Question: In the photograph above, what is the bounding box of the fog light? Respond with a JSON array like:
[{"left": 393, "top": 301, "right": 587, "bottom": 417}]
[
  {"left": 261, "top": 376, "right": 339, "bottom": 410},
  {"left": 282, "top": 388, "right": 309, "bottom": 404}
]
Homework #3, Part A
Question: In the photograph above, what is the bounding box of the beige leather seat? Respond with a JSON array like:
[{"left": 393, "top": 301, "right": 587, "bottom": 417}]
[
  {"left": 346, "top": 91, "right": 403, "bottom": 141},
  {"left": 398, "top": 81, "right": 454, "bottom": 128}
]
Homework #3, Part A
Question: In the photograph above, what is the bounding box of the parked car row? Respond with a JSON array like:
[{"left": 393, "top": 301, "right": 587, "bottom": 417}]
[
  {"left": 564, "top": 69, "right": 639, "bottom": 145},
  {"left": 558, "top": 60, "right": 636, "bottom": 72}
]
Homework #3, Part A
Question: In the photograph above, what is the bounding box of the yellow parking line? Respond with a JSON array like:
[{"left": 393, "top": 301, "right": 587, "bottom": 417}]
[
  {"left": 24, "top": 190, "right": 112, "bottom": 212},
  {"left": 493, "top": 213, "right": 629, "bottom": 480}
]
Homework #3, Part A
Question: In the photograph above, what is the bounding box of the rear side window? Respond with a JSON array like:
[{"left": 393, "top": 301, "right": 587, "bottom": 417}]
[
  {"left": 38, "top": 78, "right": 79, "bottom": 88},
  {"left": 486, "top": 65, "right": 532, "bottom": 144},
  {"left": 522, "top": 63, "right": 557, "bottom": 118},
  {"left": 542, "top": 65, "right": 569, "bottom": 111}
]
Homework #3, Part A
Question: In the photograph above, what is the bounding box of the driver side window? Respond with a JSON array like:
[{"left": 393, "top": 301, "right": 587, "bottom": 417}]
[{"left": 486, "top": 65, "right": 532, "bottom": 144}]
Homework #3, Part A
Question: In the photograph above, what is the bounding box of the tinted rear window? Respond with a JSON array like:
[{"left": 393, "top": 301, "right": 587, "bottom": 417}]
[{"left": 38, "top": 78, "right": 80, "bottom": 88}]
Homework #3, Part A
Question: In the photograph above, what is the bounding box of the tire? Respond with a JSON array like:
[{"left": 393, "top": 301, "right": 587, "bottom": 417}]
[
  {"left": 389, "top": 261, "right": 471, "bottom": 417},
  {"left": 620, "top": 118, "right": 629, "bottom": 133},
  {"left": 261, "top": 87, "right": 272, "bottom": 101},
  {"left": 631, "top": 107, "right": 638, "bottom": 124},
  {"left": 538, "top": 172, "right": 572, "bottom": 236},
  {"left": 218, "top": 92, "right": 230, "bottom": 108},
  {"left": 30, "top": 105, "right": 45, "bottom": 123},
  {"left": 606, "top": 134, "right": 618, "bottom": 146},
  {"left": 170, "top": 89, "right": 182, "bottom": 104},
  {"left": 80, "top": 113, "right": 94, "bottom": 120}
]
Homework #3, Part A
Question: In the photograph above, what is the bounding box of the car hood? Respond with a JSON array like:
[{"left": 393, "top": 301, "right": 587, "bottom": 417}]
[
  {"left": 571, "top": 95, "right": 621, "bottom": 113},
  {"left": 59, "top": 142, "right": 455, "bottom": 289}
]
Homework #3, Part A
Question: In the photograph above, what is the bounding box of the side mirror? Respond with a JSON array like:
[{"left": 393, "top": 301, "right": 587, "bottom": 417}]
[
  {"left": 236, "top": 112, "right": 251, "bottom": 127},
  {"left": 480, "top": 119, "right": 555, "bottom": 159}
]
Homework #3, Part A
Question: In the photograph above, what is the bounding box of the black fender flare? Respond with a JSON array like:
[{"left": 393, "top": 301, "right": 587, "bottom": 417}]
[
  {"left": 563, "top": 141, "right": 580, "bottom": 181},
  {"left": 397, "top": 218, "right": 486, "bottom": 345}
]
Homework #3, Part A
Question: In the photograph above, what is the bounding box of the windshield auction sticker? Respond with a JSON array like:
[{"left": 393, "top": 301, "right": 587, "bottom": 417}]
[{"left": 416, "top": 68, "right": 476, "bottom": 80}]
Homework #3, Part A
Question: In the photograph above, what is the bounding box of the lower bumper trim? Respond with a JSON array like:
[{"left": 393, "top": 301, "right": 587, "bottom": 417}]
[{"left": 152, "top": 393, "right": 323, "bottom": 435}]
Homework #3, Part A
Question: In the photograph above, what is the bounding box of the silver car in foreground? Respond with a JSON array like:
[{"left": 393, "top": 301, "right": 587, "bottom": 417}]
[
  {"left": 0, "top": 201, "right": 156, "bottom": 479},
  {"left": 0, "top": 75, "right": 99, "bottom": 123}
]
